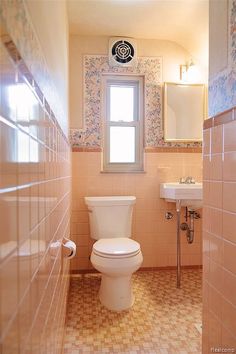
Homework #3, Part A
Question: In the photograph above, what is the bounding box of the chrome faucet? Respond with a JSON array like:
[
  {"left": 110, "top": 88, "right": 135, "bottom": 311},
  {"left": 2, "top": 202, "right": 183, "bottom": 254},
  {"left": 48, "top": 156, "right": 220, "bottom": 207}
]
[
  {"left": 179, "top": 177, "right": 186, "bottom": 184},
  {"left": 179, "top": 176, "right": 195, "bottom": 184}
]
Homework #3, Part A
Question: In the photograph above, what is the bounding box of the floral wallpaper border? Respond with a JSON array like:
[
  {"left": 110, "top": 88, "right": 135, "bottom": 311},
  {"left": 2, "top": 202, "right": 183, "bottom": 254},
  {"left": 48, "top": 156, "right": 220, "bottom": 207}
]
[
  {"left": 209, "top": 0, "right": 236, "bottom": 117},
  {"left": 70, "top": 55, "right": 202, "bottom": 149},
  {"left": 0, "top": 0, "right": 68, "bottom": 135}
]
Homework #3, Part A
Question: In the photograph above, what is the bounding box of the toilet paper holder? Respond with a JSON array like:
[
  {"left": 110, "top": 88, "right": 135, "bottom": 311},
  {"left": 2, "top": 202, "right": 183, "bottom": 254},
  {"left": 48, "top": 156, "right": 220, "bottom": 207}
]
[
  {"left": 62, "top": 239, "right": 76, "bottom": 259},
  {"left": 49, "top": 239, "right": 76, "bottom": 259}
]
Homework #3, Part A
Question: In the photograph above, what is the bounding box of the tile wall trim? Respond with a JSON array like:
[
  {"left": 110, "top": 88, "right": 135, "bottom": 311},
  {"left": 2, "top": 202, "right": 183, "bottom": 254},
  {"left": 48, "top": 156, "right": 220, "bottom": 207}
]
[
  {"left": 71, "top": 147, "right": 202, "bottom": 153},
  {"left": 144, "top": 147, "right": 202, "bottom": 153},
  {"left": 72, "top": 147, "right": 102, "bottom": 152},
  {"left": 203, "top": 106, "right": 236, "bottom": 130},
  {"left": 70, "top": 265, "right": 203, "bottom": 275},
  {"left": 1, "top": 35, "right": 69, "bottom": 146}
]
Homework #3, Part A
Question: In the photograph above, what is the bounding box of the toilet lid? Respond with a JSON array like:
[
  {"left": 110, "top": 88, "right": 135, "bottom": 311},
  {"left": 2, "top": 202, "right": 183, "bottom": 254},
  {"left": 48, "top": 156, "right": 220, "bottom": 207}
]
[{"left": 93, "top": 238, "right": 140, "bottom": 258}]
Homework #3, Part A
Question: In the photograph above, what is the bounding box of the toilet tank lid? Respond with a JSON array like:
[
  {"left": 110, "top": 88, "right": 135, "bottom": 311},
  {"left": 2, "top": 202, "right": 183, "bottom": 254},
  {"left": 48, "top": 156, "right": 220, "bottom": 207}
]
[{"left": 85, "top": 196, "right": 136, "bottom": 206}]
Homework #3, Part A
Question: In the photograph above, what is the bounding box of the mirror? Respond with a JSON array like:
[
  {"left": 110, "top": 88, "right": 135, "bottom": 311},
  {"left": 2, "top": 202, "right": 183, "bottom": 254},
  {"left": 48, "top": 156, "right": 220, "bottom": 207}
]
[{"left": 164, "top": 82, "right": 205, "bottom": 142}]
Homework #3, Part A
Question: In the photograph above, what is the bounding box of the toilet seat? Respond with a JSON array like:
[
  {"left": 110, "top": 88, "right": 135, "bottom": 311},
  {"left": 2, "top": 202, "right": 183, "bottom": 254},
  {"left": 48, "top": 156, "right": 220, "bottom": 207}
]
[{"left": 93, "top": 238, "right": 140, "bottom": 259}]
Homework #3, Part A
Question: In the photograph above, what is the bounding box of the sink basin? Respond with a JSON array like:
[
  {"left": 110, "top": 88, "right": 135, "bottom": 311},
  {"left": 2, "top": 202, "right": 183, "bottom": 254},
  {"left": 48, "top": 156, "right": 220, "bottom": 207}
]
[{"left": 160, "top": 182, "right": 203, "bottom": 209}]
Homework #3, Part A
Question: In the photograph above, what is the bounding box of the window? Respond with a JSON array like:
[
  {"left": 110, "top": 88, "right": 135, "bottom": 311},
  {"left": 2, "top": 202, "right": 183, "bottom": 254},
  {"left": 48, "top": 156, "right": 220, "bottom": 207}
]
[{"left": 102, "top": 75, "right": 144, "bottom": 172}]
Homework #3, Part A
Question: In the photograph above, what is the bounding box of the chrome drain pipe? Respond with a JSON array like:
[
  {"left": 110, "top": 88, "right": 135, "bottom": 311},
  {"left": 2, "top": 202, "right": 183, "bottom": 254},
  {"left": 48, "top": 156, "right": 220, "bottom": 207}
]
[
  {"left": 187, "top": 210, "right": 195, "bottom": 244},
  {"left": 180, "top": 209, "right": 200, "bottom": 244}
]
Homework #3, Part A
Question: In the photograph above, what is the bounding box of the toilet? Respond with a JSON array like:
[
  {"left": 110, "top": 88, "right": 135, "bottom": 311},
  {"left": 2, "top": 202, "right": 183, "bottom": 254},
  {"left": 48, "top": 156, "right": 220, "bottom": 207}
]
[{"left": 84, "top": 196, "right": 143, "bottom": 311}]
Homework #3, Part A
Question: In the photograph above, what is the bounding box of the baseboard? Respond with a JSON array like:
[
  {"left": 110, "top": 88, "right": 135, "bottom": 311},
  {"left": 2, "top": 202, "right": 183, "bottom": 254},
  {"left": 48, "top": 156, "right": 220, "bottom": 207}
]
[{"left": 70, "top": 264, "right": 202, "bottom": 275}]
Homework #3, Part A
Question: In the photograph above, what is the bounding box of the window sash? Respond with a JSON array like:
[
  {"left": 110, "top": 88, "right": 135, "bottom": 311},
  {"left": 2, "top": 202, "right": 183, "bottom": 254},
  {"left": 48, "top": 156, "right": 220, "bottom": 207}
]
[
  {"left": 107, "top": 80, "right": 139, "bottom": 122},
  {"left": 102, "top": 75, "right": 144, "bottom": 172}
]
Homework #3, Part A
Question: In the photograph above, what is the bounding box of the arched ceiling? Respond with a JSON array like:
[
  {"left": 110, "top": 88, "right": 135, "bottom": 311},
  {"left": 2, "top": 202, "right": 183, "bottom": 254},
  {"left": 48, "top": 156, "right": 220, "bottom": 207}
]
[{"left": 67, "top": 0, "right": 208, "bottom": 65}]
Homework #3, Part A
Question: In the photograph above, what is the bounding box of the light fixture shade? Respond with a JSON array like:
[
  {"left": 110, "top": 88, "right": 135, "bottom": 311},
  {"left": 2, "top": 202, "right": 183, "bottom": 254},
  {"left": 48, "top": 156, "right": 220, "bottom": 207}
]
[{"left": 180, "top": 61, "right": 198, "bottom": 82}]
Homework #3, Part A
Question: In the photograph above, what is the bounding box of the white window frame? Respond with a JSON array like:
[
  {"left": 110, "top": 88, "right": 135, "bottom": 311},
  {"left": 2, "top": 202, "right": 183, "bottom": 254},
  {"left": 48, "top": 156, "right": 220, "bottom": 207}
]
[{"left": 102, "top": 74, "right": 144, "bottom": 172}]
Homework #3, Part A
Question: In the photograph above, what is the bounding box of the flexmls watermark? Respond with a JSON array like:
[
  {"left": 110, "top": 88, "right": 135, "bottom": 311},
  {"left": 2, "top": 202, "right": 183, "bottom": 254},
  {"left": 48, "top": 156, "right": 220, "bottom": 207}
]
[{"left": 211, "top": 348, "right": 235, "bottom": 353}]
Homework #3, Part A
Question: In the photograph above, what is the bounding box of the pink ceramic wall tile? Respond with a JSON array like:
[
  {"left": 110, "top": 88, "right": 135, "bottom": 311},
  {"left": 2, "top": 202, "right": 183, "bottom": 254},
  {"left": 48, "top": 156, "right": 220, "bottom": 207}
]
[
  {"left": 209, "top": 285, "right": 222, "bottom": 320},
  {"left": 209, "top": 233, "right": 223, "bottom": 264},
  {"left": 203, "top": 155, "right": 211, "bottom": 180},
  {"left": 0, "top": 40, "right": 71, "bottom": 353},
  {"left": 221, "top": 325, "right": 236, "bottom": 347},
  {"left": 212, "top": 125, "right": 223, "bottom": 154},
  {"left": 222, "top": 211, "right": 236, "bottom": 244},
  {"left": 203, "top": 231, "right": 210, "bottom": 257},
  {"left": 203, "top": 206, "right": 211, "bottom": 233},
  {"left": 221, "top": 298, "right": 236, "bottom": 337},
  {"left": 203, "top": 181, "right": 211, "bottom": 205},
  {"left": 210, "top": 208, "right": 223, "bottom": 237},
  {"left": 0, "top": 253, "right": 18, "bottom": 332},
  {"left": 203, "top": 129, "right": 211, "bottom": 155},
  {"left": 224, "top": 120, "right": 236, "bottom": 152},
  {"left": 208, "top": 181, "right": 223, "bottom": 208},
  {"left": 0, "top": 122, "right": 17, "bottom": 189},
  {"left": 223, "top": 152, "right": 236, "bottom": 181},
  {"left": 211, "top": 153, "right": 223, "bottom": 181},
  {"left": 71, "top": 152, "right": 203, "bottom": 271},
  {"left": 18, "top": 292, "right": 32, "bottom": 353},
  {"left": 203, "top": 113, "right": 236, "bottom": 353},
  {"left": 203, "top": 254, "right": 210, "bottom": 279},
  {"left": 0, "top": 191, "right": 17, "bottom": 247},
  {"left": 223, "top": 182, "right": 236, "bottom": 213},
  {"left": 1, "top": 314, "right": 19, "bottom": 354},
  {"left": 208, "top": 312, "right": 222, "bottom": 348},
  {"left": 209, "top": 259, "right": 224, "bottom": 293},
  {"left": 223, "top": 240, "right": 236, "bottom": 275},
  {"left": 222, "top": 268, "right": 236, "bottom": 307}
]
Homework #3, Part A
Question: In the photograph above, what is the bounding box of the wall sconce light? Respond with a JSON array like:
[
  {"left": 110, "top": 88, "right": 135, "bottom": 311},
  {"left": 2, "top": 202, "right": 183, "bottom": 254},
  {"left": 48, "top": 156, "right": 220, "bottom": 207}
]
[
  {"left": 180, "top": 64, "right": 188, "bottom": 81},
  {"left": 180, "top": 59, "right": 196, "bottom": 81}
]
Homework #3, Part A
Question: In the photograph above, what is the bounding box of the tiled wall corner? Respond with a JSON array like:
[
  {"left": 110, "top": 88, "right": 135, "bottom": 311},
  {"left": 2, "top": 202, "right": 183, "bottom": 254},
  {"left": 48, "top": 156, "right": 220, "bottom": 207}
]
[{"left": 202, "top": 111, "right": 236, "bottom": 352}]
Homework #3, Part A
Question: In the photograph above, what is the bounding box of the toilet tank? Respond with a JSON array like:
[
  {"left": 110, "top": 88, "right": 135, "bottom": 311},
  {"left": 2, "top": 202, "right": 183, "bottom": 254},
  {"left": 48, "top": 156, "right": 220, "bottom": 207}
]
[{"left": 84, "top": 196, "right": 136, "bottom": 240}]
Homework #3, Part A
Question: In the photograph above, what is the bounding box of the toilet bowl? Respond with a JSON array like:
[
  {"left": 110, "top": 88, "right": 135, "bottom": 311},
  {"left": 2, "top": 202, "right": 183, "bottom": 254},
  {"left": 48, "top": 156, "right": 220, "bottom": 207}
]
[
  {"left": 91, "top": 238, "right": 143, "bottom": 311},
  {"left": 84, "top": 196, "right": 143, "bottom": 311}
]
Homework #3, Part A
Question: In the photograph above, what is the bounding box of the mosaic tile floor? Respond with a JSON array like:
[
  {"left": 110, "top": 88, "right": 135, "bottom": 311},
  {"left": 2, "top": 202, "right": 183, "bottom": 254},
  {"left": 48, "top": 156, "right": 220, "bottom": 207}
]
[{"left": 64, "top": 269, "right": 202, "bottom": 354}]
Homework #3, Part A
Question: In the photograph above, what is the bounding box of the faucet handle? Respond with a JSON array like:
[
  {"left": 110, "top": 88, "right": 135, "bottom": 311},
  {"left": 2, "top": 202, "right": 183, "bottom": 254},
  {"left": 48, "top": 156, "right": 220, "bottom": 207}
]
[
  {"left": 185, "top": 176, "right": 195, "bottom": 184},
  {"left": 179, "top": 177, "right": 185, "bottom": 184}
]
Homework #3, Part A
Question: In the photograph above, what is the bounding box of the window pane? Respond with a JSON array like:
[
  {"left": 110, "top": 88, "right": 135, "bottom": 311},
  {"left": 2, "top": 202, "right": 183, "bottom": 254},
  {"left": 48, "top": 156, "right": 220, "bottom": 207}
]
[
  {"left": 110, "top": 127, "right": 135, "bottom": 163},
  {"left": 110, "top": 85, "right": 134, "bottom": 122}
]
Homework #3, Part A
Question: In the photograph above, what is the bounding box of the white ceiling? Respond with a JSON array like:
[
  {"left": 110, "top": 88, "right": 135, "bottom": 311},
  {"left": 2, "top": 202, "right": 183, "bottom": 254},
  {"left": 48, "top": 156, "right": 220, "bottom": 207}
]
[{"left": 67, "top": 0, "right": 209, "bottom": 64}]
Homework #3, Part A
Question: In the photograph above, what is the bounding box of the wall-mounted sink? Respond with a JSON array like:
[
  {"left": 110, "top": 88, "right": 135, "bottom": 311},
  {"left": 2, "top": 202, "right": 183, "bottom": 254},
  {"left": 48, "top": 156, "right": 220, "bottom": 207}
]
[
  {"left": 160, "top": 181, "right": 203, "bottom": 288},
  {"left": 160, "top": 182, "right": 203, "bottom": 209}
]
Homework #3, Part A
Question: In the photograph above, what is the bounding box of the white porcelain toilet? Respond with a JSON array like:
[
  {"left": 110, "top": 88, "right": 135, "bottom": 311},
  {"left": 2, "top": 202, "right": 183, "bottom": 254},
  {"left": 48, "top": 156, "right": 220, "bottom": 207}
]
[{"left": 84, "top": 196, "right": 143, "bottom": 311}]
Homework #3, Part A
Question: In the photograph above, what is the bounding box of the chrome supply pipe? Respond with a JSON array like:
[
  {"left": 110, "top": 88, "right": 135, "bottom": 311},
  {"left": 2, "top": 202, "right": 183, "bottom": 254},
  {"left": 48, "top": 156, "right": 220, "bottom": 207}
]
[{"left": 176, "top": 199, "right": 181, "bottom": 288}]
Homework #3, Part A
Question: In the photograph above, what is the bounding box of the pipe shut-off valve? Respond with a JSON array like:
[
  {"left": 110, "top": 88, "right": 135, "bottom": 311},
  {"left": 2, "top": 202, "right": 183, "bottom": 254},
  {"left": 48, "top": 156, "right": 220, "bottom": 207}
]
[{"left": 180, "top": 208, "right": 200, "bottom": 244}]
